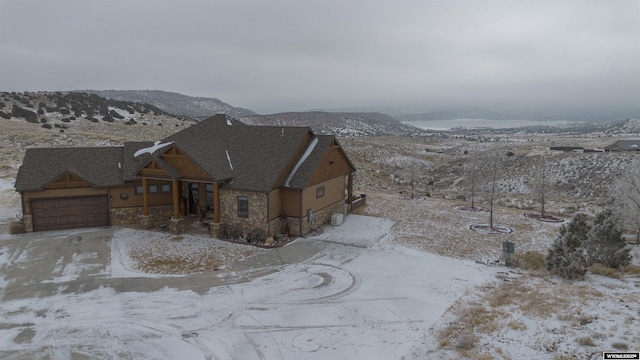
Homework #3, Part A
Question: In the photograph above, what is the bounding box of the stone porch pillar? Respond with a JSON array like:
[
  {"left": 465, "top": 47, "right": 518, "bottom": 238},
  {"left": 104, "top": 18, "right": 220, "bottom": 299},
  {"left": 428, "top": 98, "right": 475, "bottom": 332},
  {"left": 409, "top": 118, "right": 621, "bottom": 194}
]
[
  {"left": 169, "top": 218, "right": 185, "bottom": 234},
  {"left": 139, "top": 214, "right": 153, "bottom": 229}
]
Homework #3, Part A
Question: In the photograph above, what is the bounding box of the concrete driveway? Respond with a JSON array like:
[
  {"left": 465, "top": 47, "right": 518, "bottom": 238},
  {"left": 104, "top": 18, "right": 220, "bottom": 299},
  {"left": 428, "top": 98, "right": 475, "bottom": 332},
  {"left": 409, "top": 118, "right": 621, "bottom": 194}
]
[{"left": 0, "top": 226, "right": 329, "bottom": 302}]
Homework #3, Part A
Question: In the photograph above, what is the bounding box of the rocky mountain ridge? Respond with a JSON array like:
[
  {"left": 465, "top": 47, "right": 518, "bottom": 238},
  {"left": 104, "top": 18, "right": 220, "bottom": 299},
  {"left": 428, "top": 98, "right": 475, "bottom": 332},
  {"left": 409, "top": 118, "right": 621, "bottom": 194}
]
[
  {"left": 240, "top": 111, "right": 425, "bottom": 136},
  {"left": 80, "top": 90, "right": 256, "bottom": 119}
]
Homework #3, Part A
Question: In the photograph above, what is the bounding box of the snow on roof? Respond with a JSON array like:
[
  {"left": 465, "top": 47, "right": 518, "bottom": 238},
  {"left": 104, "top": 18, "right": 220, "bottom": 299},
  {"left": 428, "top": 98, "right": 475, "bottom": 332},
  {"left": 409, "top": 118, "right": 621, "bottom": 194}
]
[
  {"left": 226, "top": 118, "right": 232, "bottom": 126},
  {"left": 226, "top": 149, "right": 233, "bottom": 171},
  {"left": 284, "top": 137, "right": 318, "bottom": 187},
  {"left": 133, "top": 141, "right": 174, "bottom": 158}
]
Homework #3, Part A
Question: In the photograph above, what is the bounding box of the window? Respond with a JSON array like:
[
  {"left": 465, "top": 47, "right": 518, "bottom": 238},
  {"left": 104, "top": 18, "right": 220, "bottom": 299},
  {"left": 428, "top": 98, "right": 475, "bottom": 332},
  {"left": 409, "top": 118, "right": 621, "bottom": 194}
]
[
  {"left": 148, "top": 184, "right": 158, "bottom": 194},
  {"left": 316, "top": 186, "right": 325, "bottom": 198},
  {"left": 135, "top": 185, "right": 143, "bottom": 195},
  {"left": 237, "top": 196, "right": 249, "bottom": 218},
  {"left": 161, "top": 184, "right": 171, "bottom": 193}
]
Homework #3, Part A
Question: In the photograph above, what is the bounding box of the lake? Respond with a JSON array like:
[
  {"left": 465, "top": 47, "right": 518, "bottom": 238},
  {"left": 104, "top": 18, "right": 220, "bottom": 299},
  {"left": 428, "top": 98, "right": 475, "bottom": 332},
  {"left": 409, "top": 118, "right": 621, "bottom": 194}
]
[{"left": 404, "top": 119, "right": 571, "bottom": 130}]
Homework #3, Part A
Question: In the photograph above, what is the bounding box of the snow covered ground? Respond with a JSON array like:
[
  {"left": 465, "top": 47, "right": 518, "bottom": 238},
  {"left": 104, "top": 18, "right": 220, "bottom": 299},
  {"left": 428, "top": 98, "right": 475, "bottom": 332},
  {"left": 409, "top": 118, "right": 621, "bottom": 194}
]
[
  {"left": 0, "top": 215, "right": 506, "bottom": 359},
  {"left": 0, "top": 191, "right": 637, "bottom": 359},
  {"left": 0, "top": 178, "right": 20, "bottom": 223}
]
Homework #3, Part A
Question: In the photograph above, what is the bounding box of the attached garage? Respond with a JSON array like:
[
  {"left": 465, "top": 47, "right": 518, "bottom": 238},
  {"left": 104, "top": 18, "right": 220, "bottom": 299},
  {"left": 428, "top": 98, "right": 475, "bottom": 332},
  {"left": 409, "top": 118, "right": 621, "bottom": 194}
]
[{"left": 31, "top": 196, "right": 110, "bottom": 232}]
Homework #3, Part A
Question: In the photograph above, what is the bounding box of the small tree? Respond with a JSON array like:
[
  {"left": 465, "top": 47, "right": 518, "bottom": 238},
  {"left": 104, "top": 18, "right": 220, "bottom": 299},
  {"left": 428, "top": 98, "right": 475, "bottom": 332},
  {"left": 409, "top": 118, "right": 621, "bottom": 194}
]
[
  {"left": 583, "top": 210, "right": 631, "bottom": 269},
  {"left": 488, "top": 158, "right": 498, "bottom": 229},
  {"left": 468, "top": 146, "right": 479, "bottom": 208},
  {"left": 546, "top": 213, "right": 590, "bottom": 280},
  {"left": 539, "top": 156, "right": 547, "bottom": 217}
]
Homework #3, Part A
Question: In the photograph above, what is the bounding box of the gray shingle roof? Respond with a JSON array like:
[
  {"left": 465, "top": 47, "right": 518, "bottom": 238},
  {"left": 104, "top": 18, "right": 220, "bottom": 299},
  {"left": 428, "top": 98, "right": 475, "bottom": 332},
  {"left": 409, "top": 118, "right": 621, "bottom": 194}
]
[
  {"left": 15, "top": 147, "right": 125, "bottom": 191},
  {"left": 122, "top": 142, "right": 154, "bottom": 181},
  {"left": 285, "top": 136, "right": 356, "bottom": 189},
  {"left": 16, "top": 114, "right": 357, "bottom": 194},
  {"left": 165, "top": 114, "right": 314, "bottom": 192}
]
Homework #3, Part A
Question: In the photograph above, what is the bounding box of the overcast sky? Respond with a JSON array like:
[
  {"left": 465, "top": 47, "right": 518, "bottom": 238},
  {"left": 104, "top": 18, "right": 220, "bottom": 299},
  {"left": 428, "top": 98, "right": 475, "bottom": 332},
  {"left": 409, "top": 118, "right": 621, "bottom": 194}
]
[{"left": 1, "top": 0, "right": 638, "bottom": 114}]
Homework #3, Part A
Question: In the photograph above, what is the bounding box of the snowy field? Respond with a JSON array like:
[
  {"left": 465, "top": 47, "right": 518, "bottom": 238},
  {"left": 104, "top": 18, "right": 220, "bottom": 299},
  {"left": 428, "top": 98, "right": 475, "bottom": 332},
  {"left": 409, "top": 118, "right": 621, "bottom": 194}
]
[
  {"left": 0, "top": 214, "right": 506, "bottom": 360},
  {"left": 0, "top": 189, "right": 638, "bottom": 359}
]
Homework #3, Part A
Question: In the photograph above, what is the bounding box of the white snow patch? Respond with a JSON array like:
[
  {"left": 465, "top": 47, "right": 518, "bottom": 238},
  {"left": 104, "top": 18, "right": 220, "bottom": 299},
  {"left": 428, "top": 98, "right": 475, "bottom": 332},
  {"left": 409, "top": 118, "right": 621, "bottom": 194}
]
[
  {"left": 284, "top": 137, "right": 318, "bottom": 187},
  {"left": 133, "top": 141, "right": 174, "bottom": 158},
  {"left": 226, "top": 118, "right": 232, "bottom": 126},
  {"left": 226, "top": 150, "right": 233, "bottom": 171}
]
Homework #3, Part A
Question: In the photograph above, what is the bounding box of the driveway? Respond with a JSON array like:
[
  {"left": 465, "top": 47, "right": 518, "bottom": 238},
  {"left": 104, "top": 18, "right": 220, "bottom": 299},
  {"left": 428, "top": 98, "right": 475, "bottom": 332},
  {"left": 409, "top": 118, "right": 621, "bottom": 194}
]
[
  {"left": 0, "top": 215, "right": 498, "bottom": 360},
  {"left": 1, "top": 226, "right": 329, "bottom": 301}
]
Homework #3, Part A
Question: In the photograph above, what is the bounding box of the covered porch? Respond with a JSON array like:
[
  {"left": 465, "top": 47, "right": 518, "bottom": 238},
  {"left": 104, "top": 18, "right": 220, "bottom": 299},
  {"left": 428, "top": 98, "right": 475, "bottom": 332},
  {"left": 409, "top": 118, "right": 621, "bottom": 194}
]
[
  {"left": 135, "top": 144, "right": 226, "bottom": 235},
  {"left": 137, "top": 178, "right": 222, "bottom": 235}
]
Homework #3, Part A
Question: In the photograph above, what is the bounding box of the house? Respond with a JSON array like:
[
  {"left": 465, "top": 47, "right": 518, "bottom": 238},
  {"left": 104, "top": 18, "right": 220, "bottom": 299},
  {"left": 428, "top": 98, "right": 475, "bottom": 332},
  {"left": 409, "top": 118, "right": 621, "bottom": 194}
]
[
  {"left": 549, "top": 146, "right": 584, "bottom": 153},
  {"left": 604, "top": 139, "right": 640, "bottom": 152},
  {"left": 15, "top": 114, "right": 358, "bottom": 238}
]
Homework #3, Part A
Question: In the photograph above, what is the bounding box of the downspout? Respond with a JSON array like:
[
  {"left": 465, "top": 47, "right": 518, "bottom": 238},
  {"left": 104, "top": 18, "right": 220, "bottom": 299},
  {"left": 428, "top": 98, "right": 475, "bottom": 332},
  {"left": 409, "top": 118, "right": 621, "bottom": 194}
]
[
  {"left": 266, "top": 192, "right": 270, "bottom": 236},
  {"left": 107, "top": 186, "right": 112, "bottom": 225},
  {"left": 20, "top": 192, "right": 25, "bottom": 221}
]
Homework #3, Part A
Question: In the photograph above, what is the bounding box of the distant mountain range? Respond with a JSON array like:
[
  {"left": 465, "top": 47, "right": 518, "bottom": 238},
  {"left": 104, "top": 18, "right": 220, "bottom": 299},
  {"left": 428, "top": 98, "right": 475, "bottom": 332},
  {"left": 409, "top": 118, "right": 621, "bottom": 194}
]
[
  {"left": 4, "top": 90, "right": 638, "bottom": 137},
  {"left": 395, "top": 106, "right": 640, "bottom": 123},
  {"left": 79, "top": 90, "right": 424, "bottom": 136},
  {"left": 1, "top": 91, "right": 426, "bottom": 137},
  {"left": 240, "top": 112, "right": 424, "bottom": 136},
  {"left": 0, "top": 91, "right": 172, "bottom": 125},
  {"left": 80, "top": 90, "right": 256, "bottom": 119}
]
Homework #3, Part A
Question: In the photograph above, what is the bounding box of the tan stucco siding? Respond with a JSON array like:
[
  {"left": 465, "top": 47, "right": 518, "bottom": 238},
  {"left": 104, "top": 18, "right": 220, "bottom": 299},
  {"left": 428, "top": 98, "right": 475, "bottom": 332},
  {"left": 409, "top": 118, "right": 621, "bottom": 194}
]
[
  {"left": 268, "top": 189, "right": 282, "bottom": 220},
  {"left": 307, "top": 146, "right": 353, "bottom": 187},
  {"left": 302, "top": 175, "right": 345, "bottom": 214},
  {"left": 281, "top": 188, "right": 301, "bottom": 217},
  {"left": 109, "top": 182, "right": 174, "bottom": 208}
]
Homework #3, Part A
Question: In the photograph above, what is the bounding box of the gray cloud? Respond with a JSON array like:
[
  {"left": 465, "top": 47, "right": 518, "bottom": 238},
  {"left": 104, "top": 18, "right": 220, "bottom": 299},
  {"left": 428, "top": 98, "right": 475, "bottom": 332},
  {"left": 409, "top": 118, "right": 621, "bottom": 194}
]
[{"left": 1, "top": 0, "right": 638, "bottom": 114}]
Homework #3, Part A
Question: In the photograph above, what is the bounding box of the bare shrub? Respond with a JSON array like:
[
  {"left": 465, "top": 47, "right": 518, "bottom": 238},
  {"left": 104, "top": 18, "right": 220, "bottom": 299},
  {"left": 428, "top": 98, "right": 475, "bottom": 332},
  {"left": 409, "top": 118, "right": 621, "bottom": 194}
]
[
  {"left": 589, "top": 263, "right": 623, "bottom": 279},
  {"left": 474, "top": 354, "right": 494, "bottom": 360},
  {"left": 507, "top": 320, "right": 527, "bottom": 331},
  {"left": 578, "top": 315, "right": 595, "bottom": 326},
  {"left": 455, "top": 332, "right": 478, "bottom": 350},
  {"left": 226, "top": 223, "right": 243, "bottom": 240},
  {"left": 553, "top": 354, "right": 578, "bottom": 360},
  {"left": 576, "top": 336, "right": 595, "bottom": 346},
  {"left": 612, "top": 342, "right": 628, "bottom": 350},
  {"left": 512, "top": 251, "right": 545, "bottom": 270},
  {"left": 9, "top": 221, "right": 24, "bottom": 234},
  {"left": 247, "top": 227, "right": 267, "bottom": 243},
  {"left": 623, "top": 264, "right": 640, "bottom": 274}
]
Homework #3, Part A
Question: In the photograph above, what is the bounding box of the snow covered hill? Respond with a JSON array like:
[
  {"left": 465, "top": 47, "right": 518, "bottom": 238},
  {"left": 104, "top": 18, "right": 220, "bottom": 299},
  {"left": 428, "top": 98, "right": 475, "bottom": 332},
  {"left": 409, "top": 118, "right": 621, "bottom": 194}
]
[
  {"left": 82, "top": 90, "right": 256, "bottom": 119},
  {"left": 240, "top": 111, "right": 426, "bottom": 136}
]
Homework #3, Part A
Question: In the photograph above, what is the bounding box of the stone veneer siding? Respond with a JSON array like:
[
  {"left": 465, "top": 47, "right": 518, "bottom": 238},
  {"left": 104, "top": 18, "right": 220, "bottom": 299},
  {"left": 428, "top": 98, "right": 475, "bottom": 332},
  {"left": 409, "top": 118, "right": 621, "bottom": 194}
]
[
  {"left": 286, "top": 200, "right": 343, "bottom": 237},
  {"left": 111, "top": 204, "right": 174, "bottom": 225},
  {"left": 23, "top": 214, "right": 33, "bottom": 232},
  {"left": 269, "top": 217, "right": 283, "bottom": 237},
  {"left": 219, "top": 189, "right": 269, "bottom": 237}
]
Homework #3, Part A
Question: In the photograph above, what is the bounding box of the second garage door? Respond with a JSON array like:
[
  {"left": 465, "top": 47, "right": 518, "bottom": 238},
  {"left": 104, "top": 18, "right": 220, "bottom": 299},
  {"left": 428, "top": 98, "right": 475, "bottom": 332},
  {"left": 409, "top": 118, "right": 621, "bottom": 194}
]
[{"left": 31, "top": 196, "right": 110, "bottom": 232}]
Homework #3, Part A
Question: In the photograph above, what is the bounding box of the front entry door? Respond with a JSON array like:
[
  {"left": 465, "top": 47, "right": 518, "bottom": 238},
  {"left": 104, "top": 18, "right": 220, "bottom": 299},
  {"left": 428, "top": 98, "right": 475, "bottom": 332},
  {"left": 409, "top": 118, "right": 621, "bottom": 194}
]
[{"left": 188, "top": 183, "right": 199, "bottom": 215}]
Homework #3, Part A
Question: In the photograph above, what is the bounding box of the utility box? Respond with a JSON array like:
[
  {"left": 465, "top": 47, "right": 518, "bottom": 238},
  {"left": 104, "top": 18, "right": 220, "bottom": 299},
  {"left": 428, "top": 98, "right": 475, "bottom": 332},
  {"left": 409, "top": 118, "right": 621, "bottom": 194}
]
[{"left": 331, "top": 213, "right": 344, "bottom": 226}]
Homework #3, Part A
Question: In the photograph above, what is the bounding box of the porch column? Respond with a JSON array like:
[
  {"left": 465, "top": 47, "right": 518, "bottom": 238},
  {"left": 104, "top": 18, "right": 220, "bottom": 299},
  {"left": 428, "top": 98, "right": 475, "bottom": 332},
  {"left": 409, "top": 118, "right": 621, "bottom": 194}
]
[
  {"left": 142, "top": 178, "right": 149, "bottom": 215},
  {"left": 213, "top": 182, "right": 220, "bottom": 223},
  {"left": 347, "top": 173, "right": 353, "bottom": 211},
  {"left": 172, "top": 179, "right": 180, "bottom": 219}
]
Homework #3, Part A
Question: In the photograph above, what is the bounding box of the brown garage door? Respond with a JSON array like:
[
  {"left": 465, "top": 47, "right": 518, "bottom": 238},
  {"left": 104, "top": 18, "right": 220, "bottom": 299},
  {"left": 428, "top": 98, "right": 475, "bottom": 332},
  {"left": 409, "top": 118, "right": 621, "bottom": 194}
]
[{"left": 31, "top": 196, "right": 110, "bottom": 232}]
